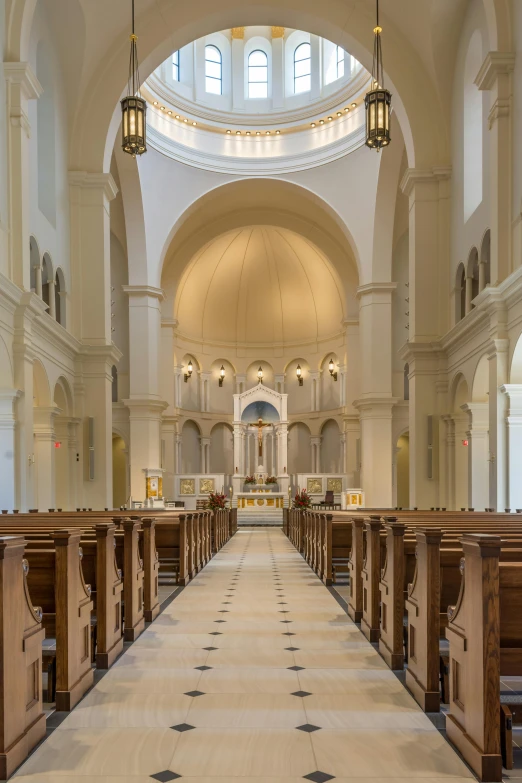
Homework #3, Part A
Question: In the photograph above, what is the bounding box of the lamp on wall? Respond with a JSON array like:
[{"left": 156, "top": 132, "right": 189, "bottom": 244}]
[
  {"left": 121, "top": 0, "right": 147, "bottom": 156},
  {"left": 219, "top": 365, "right": 225, "bottom": 386},
  {"left": 184, "top": 358, "right": 193, "bottom": 382},
  {"left": 365, "top": 0, "right": 392, "bottom": 151},
  {"left": 296, "top": 365, "right": 303, "bottom": 386},
  {"left": 257, "top": 366, "right": 264, "bottom": 383},
  {"left": 328, "top": 358, "right": 338, "bottom": 381}
]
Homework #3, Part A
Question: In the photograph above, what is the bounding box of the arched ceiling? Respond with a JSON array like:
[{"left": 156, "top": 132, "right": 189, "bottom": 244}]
[{"left": 174, "top": 226, "right": 345, "bottom": 347}]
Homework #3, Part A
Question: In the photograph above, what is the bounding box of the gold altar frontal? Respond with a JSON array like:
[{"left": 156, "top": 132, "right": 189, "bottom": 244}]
[{"left": 237, "top": 493, "right": 285, "bottom": 509}]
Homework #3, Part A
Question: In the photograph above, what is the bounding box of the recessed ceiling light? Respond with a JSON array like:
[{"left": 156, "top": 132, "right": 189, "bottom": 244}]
[
  {"left": 161, "top": 106, "right": 165, "bottom": 111},
  {"left": 175, "top": 114, "right": 180, "bottom": 119},
  {"left": 351, "top": 102, "right": 356, "bottom": 107},
  {"left": 183, "top": 118, "right": 188, "bottom": 123},
  {"left": 256, "top": 131, "right": 261, "bottom": 136},
  {"left": 167, "top": 110, "right": 172, "bottom": 115},
  {"left": 328, "top": 116, "right": 333, "bottom": 121},
  {"left": 337, "top": 112, "right": 342, "bottom": 117},
  {"left": 311, "top": 122, "right": 316, "bottom": 127},
  {"left": 246, "top": 131, "right": 251, "bottom": 135},
  {"left": 266, "top": 131, "right": 271, "bottom": 135},
  {"left": 192, "top": 121, "right": 197, "bottom": 126},
  {"left": 344, "top": 107, "right": 349, "bottom": 112},
  {"left": 319, "top": 119, "right": 325, "bottom": 125},
  {"left": 236, "top": 131, "right": 241, "bottom": 135},
  {"left": 275, "top": 130, "right": 280, "bottom": 134},
  {"left": 153, "top": 101, "right": 158, "bottom": 106},
  {"left": 226, "top": 129, "right": 231, "bottom": 134}
]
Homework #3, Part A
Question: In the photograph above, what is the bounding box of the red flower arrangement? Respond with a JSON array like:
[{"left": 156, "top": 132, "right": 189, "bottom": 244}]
[
  {"left": 207, "top": 492, "right": 228, "bottom": 511},
  {"left": 244, "top": 475, "right": 256, "bottom": 485},
  {"left": 265, "top": 475, "right": 277, "bottom": 484},
  {"left": 293, "top": 489, "right": 311, "bottom": 509}
]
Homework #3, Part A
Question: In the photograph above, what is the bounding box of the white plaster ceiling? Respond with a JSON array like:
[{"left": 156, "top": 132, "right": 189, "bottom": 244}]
[{"left": 175, "top": 226, "right": 345, "bottom": 347}]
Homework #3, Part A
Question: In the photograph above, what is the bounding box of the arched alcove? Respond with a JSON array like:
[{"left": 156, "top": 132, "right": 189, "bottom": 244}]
[
  {"left": 210, "top": 422, "right": 233, "bottom": 474},
  {"left": 467, "top": 247, "right": 479, "bottom": 308},
  {"left": 181, "top": 419, "right": 202, "bottom": 473},
  {"left": 288, "top": 422, "right": 311, "bottom": 474},
  {"left": 480, "top": 229, "right": 491, "bottom": 290},
  {"left": 41, "top": 254, "right": 53, "bottom": 311},
  {"left": 455, "top": 263, "right": 466, "bottom": 322},
  {"left": 29, "top": 236, "right": 40, "bottom": 293},
  {"left": 55, "top": 268, "right": 66, "bottom": 326},
  {"left": 320, "top": 418, "right": 341, "bottom": 473}
]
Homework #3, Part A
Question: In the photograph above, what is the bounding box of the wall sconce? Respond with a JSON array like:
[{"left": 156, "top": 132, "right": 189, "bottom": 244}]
[
  {"left": 296, "top": 365, "right": 303, "bottom": 386},
  {"left": 257, "top": 366, "right": 263, "bottom": 383},
  {"left": 329, "top": 358, "right": 338, "bottom": 381},
  {"left": 219, "top": 365, "right": 225, "bottom": 387},
  {"left": 184, "top": 358, "right": 193, "bottom": 382}
]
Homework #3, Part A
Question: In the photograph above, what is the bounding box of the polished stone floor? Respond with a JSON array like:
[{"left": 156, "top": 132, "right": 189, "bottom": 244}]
[{"left": 13, "top": 527, "right": 479, "bottom": 782}]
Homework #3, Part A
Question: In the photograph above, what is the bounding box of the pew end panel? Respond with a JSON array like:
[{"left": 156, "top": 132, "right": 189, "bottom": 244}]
[
  {"left": 0, "top": 537, "right": 46, "bottom": 780},
  {"left": 361, "top": 517, "right": 382, "bottom": 643},
  {"left": 348, "top": 518, "right": 364, "bottom": 623},
  {"left": 94, "top": 523, "right": 124, "bottom": 669},
  {"left": 142, "top": 518, "right": 160, "bottom": 623},
  {"left": 379, "top": 519, "right": 406, "bottom": 670},
  {"left": 123, "top": 519, "right": 145, "bottom": 642}
]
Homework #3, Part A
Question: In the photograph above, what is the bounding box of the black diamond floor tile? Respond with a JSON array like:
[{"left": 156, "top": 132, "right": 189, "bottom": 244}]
[
  {"left": 285, "top": 646, "right": 300, "bottom": 651},
  {"left": 195, "top": 665, "right": 213, "bottom": 671},
  {"left": 303, "top": 772, "right": 335, "bottom": 783},
  {"left": 184, "top": 690, "right": 205, "bottom": 697},
  {"left": 171, "top": 723, "right": 196, "bottom": 732},
  {"left": 283, "top": 632, "right": 296, "bottom": 636},
  {"left": 280, "top": 620, "right": 293, "bottom": 623},
  {"left": 209, "top": 632, "right": 222, "bottom": 635},
  {"left": 202, "top": 646, "right": 218, "bottom": 651},
  {"left": 214, "top": 620, "right": 226, "bottom": 623},
  {"left": 150, "top": 772, "right": 181, "bottom": 782},
  {"left": 296, "top": 723, "right": 321, "bottom": 732},
  {"left": 288, "top": 665, "right": 305, "bottom": 671},
  {"left": 291, "top": 690, "right": 312, "bottom": 697}
]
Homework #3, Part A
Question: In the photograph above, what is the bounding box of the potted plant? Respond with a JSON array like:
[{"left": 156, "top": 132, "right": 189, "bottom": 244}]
[
  {"left": 244, "top": 475, "right": 256, "bottom": 485},
  {"left": 207, "top": 492, "right": 228, "bottom": 511},
  {"left": 265, "top": 475, "right": 277, "bottom": 484},
  {"left": 293, "top": 488, "right": 312, "bottom": 509}
]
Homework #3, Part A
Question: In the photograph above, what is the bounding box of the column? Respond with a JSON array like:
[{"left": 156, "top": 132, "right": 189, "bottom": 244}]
[
  {"left": 400, "top": 168, "right": 451, "bottom": 509},
  {"left": 34, "top": 264, "right": 42, "bottom": 297},
  {"left": 479, "top": 259, "right": 487, "bottom": 292},
  {"left": 340, "top": 432, "right": 347, "bottom": 473},
  {"left": 500, "top": 385, "right": 522, "bottom": 510},
  {"left": 476, "top": 53, "right": 516, "bottom": 282},
  {"left": 354, "top": 283, "right": 397, "bottom": 506},
  {"left": 271, "top": 27, "right": 285, "bottom": 109},
  {"left": 175, "top": 432, "right": 183, "bottom": 474},
  {"left": 122, "top": 285, "right": 168, "bottom": 502},
  {"left": 69, "top": 172, "right": 120, "bottom": 509},
  {"left": 465, "top": 273, "right": 473, "bottom": 314},
  {"left": 489, "top": 337, "right": 509, "bottom": 510},
  {"left": 0, "top": 390, "right": 21, "bottom": 510},
  {"left": 236, "top": 374, "right": 246, "bottom": 394},
  {"left": 200, "top": 437, "right": 211, "bottom": 474},
  {"left": 200, "top": 372, "right": 211, "bottom": 412},
  {"left": 48, "top": 277, "right": 56, "bottom": 319},
  {"left": 173, "top": 365, "right": 182, "bottom": 408},
  {"left": 67, "top": 419, "right": 80, "bottom": 511},
  {"left": 310, "top": 372, "right": 320, "bottom": 412},
  {"left": 441, "top": 415, "right": 456, "bottom": 510},
  {"left": 4, "top": 63, "right": 42, "bottom": 287},
  {"left": 271, "top": 431, "right": 277, "bottom": 475},
  {"left": 160, "top": 319, "right": 177, "bottom": 411},
  {"left": 161, "top": 416, "right": 176, "bottom": 499},
  {"left": 462, "top": 402, "right": 489, "bottom": 511},
  {"left": 310, "top": 437, "right": 321, "bottom": 473},
  {"left": 33, "top": 407, "right": 58, "bottom": 511},
  {"left": 275, "top": 374, "right": 285, "bottom": 394},
  {"left": 231, "top": 28, "right": 245, "bottom": 111},
  {"left": 343, "top": 414, "right": 360, "bottom": 486}
]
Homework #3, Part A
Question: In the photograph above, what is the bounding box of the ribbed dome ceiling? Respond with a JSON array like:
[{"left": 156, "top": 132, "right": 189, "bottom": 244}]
[{"left": 175, "top": 226, "right": 345, "bottom": 346}]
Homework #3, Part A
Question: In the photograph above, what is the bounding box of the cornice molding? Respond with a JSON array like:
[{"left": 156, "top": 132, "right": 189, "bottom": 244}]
[
  {"left": 475, "top": 51, "right": 516, "bottom": 91},
  {"left": 4, "top": 62, "right": 42, "bottom": 100},
  {"left": 68, "top": 171, "right": 119, "bottom": 202},
  {"left": 357, "top": 282, "right": 397, "bottom": 299},
  {"left": 123, "top": 285, "right": 165, "bottom": 300},
  {"left": 400, "top": 166, "right": 452, "bottom": 197},
  {"left": 161, "top": 318, "right": 179, "bottom": 329},
  {"left": 123, "top": 398, "right": 169, "bottom": 414}
]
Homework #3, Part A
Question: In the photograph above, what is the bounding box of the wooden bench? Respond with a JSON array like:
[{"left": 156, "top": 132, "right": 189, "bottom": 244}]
[{"left": 0, "top": 536, "right": 46, "bottom": 780}]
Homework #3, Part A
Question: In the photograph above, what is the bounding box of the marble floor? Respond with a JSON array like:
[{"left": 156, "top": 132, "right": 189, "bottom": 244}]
[{"left": 12, "top": 527, "right": 485, "bottom": 782}]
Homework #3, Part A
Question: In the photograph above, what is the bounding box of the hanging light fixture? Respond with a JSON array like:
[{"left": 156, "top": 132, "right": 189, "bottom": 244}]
[
  {"left": 257, "top": 366, "right": 264, "bottom": 383},
  {"left": 296, "top": 365, "right": 303, "bottom": 386},
  {"left": 219, "top": 365, "right": 226, "bottom": 387},
  {"left": 121, "top": 0, "right": 147, "bottom": 156},
  {"left": 365, "top": 0, "right": 391, "bottom": 151}
]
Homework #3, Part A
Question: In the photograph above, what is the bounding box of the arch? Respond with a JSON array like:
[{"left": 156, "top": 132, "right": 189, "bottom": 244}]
[
  {"left": 53, "top": 376, "right": 73, "bottom": 416},
  {"left": 455, "top": 263, "right": 466, "bottom": 322},
  {"left": 472, "top": 355, "right": 489, "bottom": 402},
  {"left": 246, "top": 361, "right": 275, "bottom": 390},
  {"left": 450, "top": 372, "right": 470, "bottom": 413},
  {"left": 320, "top": 418, "right": 341, "bottom": 473},
  {"left": 463, "top": 29, "right": 484, "bottom": 222},
  {"left": 248, "top": 48, "right": 268, "bottom": 99},
  {"left": 209, "top": 421, "right": 233, "bottom": 474},
  {"left": 510, "top": 332, "right": 522, "bottom": 384},
  {"left": 294, "top": 42, "right": 311, "bottom": 94},
  {"left": 181, "top": 419, "right": 202, "bottom": 473},
  {"left": 55, "top": 268, "right": 66, "bottom": 326},
  {"left": 288, "top": 421, "right": 312, "bottom": 474},
  {"left": 205, "top": 44, "right": 222, "bottom": 95},
  {"left": 467, "top": 246, "right": 480, "bottom": 307},
  {"left": 32, "top": 359, "right": 51, "bottom": 407},
  {"left": 29, "top": 235, "right": 40, "bottom": 293},
  {"left": 480, "top": 228, "right": 491, "bottom": 290}
]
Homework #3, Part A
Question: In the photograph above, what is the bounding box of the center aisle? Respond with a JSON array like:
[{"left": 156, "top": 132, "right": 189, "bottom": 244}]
[{"left": 15, "top": 528, "right": 474, "bottom": 783}]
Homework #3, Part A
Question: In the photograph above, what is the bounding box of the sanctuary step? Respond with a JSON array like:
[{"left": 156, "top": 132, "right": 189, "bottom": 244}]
[{"left": 237, "top": 507, "right": 283, "bottom": 526}]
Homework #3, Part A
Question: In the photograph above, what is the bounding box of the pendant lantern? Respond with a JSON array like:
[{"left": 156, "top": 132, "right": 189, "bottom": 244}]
[
  {"left": 121, "top": 0, "right": 147, "bottom": 156},
  {"left": 365, "top": 0, "right": 392, "bottom": 151}
]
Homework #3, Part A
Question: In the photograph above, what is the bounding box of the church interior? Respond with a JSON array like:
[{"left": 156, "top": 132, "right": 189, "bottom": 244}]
[{"left": 1, "top": 0, "right": 522, "bottom": 781}]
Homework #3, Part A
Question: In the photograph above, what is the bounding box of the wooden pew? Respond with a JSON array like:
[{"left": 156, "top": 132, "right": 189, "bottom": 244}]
[
  {"left": 361, "top": 517, "right": 382, "bottom": 643},
  {"left": 25, "top": 530, "right": 94, "bottom": 711},
  {"left": 348, "top": 518, "right": 365, "bottom": 622},
  {"left": 142, "top": 518, "right": 160, "bottom": 623},
  {"left": 0, "top": 536, "right": 46, "bottom": 780},
  {"left": 445, "top": 534, "right": 522, "bottom": 782},
  {"left": 379, "top": 518, "right": 406, "bottom": 669},
  {"left": 122, "top": 519, "right": 145, "bottom": 642}
]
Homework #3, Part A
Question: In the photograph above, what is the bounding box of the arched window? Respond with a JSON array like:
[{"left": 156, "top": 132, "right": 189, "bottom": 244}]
[
  {"left": 172, "top": 50, "right": 180, "bottom": 81},
  {"left": 111, "top": 365, "right": 118, "bottom": 403},
  {"left": 403, "top": 364, "right": 410, "bottom": 401},
  {"left": 467, "top": 247, "right": 479, "bottom": 308},
  {"left": 41, "top": 254, "right": 53, "bottom": 310},
  {"left": 205, "top": 45, "right": 222, "bottom": 95},
  {"left": 455, "top": 263, "right": 466, "bottom": 322},
  {"left": 55, "top": 268, "right": 66, "bottom": 327},
  {"left": 480, "top": 229, "right": 491, "bottom": 291},
  {"left": 29, "top": 236, "right": 40, "bottom": 293},
  {"left": 294, "top": 43, "right": 311, "bottom": 94},
  {"left": 336, "top": 45, "right": 345, "bottom": 79},
  {"left": 248, "top": 50, "right": 268, "bottom": 99}
]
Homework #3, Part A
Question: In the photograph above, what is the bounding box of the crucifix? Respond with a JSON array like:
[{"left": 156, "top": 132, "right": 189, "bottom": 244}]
[{"left": 249, "top": 418, "right": 271, "bottom": 459}]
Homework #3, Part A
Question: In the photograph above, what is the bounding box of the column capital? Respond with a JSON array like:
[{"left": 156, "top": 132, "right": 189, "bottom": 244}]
[
  {"left": 475, "top": 51, "right": 516, "bottom": 90},
  {"left": 161, "top": 318, "right": 178, "bottom": 330},
  {"left": 271, "top": 26, "right": 285, "bottom": 39},
  {"left": 123, "top": 398, "right": 169, "bottom": 416},
  {"left": 231, "top": 27, "right": 245, "bottom": 39},
  {"left": 68, "top": 171, "right": 118, "bottom": 202},
  {"left": 353, "top": 396, "right": 398, "bottom": 417},
  {"left": 357, "top": 282, "right": 397, "bottom": 300},
  {"left": 400, "top": 166, "right": 452, "bottom": 198},
  {"left": 4, "top": 62, "right": 42, "bottom": 100}
]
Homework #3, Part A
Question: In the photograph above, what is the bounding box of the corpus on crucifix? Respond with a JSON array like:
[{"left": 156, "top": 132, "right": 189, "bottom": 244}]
[{"left": 249, "top": 418, "right": 271, "bottom": 458}]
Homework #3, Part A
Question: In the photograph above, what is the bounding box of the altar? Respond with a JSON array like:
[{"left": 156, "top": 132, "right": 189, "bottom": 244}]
[{"left": 234, "top": 492, "right": 287, "bottom": 525}]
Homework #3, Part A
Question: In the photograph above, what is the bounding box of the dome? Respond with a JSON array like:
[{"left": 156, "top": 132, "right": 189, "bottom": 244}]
[{"left": 175, "top": 226, "right": 345, "bottom": 347}]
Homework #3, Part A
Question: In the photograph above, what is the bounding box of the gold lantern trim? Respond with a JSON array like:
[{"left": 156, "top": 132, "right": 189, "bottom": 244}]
[{"left": 121, "top": 1, "right": 147, "bottom": 156}]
